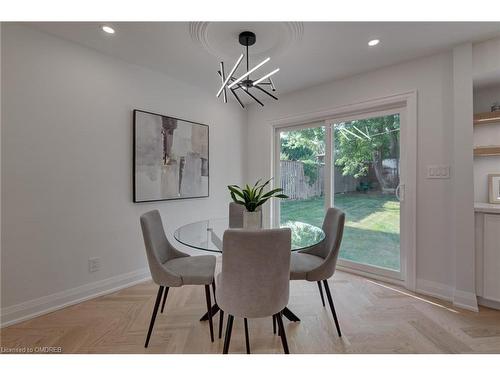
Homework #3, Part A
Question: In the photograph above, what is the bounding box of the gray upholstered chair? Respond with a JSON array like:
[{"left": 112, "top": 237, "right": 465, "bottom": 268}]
[
  {"left": 140, "top": 210, "right": 217, "bottom": 347},
  {"left": 216, "top": 228, "right": 292, "bottom": 354},
  {"left": 289, "top": 207, "right": 345, "bottom": 337}
]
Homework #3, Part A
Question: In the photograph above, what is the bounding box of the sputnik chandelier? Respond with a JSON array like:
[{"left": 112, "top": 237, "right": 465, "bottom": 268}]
[{"left": 216, "top": 31, "right": 279, "bottom": 108}]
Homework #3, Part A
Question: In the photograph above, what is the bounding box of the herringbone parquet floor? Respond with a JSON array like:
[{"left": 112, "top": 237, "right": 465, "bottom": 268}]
[{"left": 1, "top": 271, "right": 500, "bottom": 354}]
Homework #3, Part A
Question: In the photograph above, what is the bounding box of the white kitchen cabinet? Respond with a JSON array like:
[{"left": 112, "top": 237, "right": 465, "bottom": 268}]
[{"left": 475, "top": 204, "right": 500, "bottom": 309}]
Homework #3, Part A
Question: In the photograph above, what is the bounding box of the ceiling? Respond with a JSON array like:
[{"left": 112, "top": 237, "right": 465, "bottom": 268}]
[{"left": 29, "top": 22, "right": 500, "bottom": 102}]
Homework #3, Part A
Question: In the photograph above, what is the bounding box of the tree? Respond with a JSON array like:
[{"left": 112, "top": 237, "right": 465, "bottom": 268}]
[
  {"left": 334, "top": 114, "right": 399, "bottom": 190},
  {"left": 280, "top": 127, "right": 325, "bottom": 184},
  {"left": 280, "top": 127, "right": 325, "bottom": 160}
]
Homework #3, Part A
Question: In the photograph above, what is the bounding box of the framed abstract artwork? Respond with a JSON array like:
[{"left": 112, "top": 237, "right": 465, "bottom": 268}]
[{"left": 133, "top": 109, "right": 209, "bottom": 202}]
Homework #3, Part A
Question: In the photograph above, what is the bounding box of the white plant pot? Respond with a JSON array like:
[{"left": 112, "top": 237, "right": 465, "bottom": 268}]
[{"left": 243, "top": 210, "right": 262, "bottom": 229}]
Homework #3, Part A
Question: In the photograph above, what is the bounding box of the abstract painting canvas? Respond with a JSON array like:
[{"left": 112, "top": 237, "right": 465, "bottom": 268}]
[{"left": 133, "top": 110, "right": 209, "bottom": 202}]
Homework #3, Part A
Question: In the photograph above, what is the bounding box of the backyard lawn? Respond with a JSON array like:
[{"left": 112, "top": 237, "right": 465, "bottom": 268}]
[{"left": 280, "top": 193, "right": 400, "bottom": 270}]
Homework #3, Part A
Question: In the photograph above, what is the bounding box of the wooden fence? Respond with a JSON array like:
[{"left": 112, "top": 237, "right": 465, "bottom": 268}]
[
  {"left": 280, "top": 160, "right": 323, "bottom": 200},
  {"left": 280, "top": 160, "right": 358, "bottom": 200}
]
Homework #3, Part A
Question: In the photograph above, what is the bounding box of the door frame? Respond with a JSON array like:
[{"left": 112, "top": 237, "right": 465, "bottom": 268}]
[{"left": 271, "top": 91, "right": 417, "bottom": 291}]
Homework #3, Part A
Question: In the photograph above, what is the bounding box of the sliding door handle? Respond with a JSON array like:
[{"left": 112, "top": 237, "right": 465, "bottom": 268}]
[{"left": 396, "top": 183, "right": 405, "bottom": 202}]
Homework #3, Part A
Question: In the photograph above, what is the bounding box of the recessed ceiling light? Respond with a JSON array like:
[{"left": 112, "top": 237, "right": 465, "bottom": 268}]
[
  {"left": 368, "top": 39, "right": 380, "bottom": 47},
  {"left": 101, "top": 25, "right": 115, "bottom": 34}
]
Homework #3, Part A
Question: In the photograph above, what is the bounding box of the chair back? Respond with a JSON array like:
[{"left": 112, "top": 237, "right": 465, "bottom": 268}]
[
  {"left": 218, "top": 228, "right": 291, "bottom": 318},
  {"left": 303, "top": 207, "right": 345, "bottom": 279},
  {"left": 140, "top": 210, "right": 187, "bottom": 285}
]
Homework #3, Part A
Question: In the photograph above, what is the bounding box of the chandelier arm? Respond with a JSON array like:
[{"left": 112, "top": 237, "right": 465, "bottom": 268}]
[
  {"left": 229, "top": 88, "right": 245, "bottom": 109},
  {"left": 217, "top": 54, "right": 244, "bottom": 98},
  {"left": 218, "top": 70, "right": 245, "bottom": 107},
  {"left": 227, "top": 57, "right": 270, "bottom": 89},
  {"left": 254, "top": 85, "right": 278, "bottom": 101},
  {"left": 252, "top": 68, "right": 280, "bottom": 86},
  {"left": 268, "top": 77, "right": 276, "bottom": 91},
  {"left": 218, "top": 66, "right": 227, "bottom": 103},
  {"left": 239, "top": 87, "right": 264, "bottom": 107},
  {"left": 225, "top": 74, "right": 243, "bottom": 90}
]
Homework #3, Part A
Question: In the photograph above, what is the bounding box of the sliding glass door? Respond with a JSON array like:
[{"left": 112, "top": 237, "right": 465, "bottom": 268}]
[
  {"left": 331, "top": 110, "right": 402, "bottom": 279},
  {"left": 274, "top": 108, "right": 406, "bottom": 281},
  {"left": 277, "top": 124, "right": 327, "bottom": 229}
]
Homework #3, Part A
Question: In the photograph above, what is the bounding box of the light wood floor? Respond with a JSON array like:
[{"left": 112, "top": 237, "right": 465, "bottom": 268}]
[{"left": 1, "top": 271, "right": 500, "bottom": 354}]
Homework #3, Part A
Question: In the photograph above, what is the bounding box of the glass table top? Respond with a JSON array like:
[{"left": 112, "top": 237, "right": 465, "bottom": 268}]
[{"left": 174, "top": 218, "right": 325, "bottom": 253}]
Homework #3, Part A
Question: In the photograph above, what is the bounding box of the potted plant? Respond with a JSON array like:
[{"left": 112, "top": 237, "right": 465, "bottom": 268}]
[{"left": 228, "top": 179, "right": 288, "bottom": 229}]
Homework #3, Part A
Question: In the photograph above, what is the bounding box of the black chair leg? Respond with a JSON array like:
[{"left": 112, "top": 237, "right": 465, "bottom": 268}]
[
  {"left": 144, "top": 285, "right": 164, "bottom": 348},
  {"left": 317, "top": 280, "right": 325, "bottom": 307},
  {"left": 204, "top": 284, "right": 214, "bottom": 342},
  {"left": 244, "top": 318, "right": 250, "bottom": 354},
  {"left": 160, "top": 286, "right": 169, "bottom": 313},
  {"left": 219, "top": 310, "right": 224, "bottom": 339},
  {"left": 275, "top": 312, "right": 289, "bottom": 354},
  {"left": 272, "top": 315, "right": 276, "bottom": 335},
  {"left": 223, "top": 314, "right": 234, "bottom": 354},
  {"left": 212, "top": 281, "right": 224, "bottom": 339},
  {"left": 323, "top": 279, "right": 342, "bottom": 337}
]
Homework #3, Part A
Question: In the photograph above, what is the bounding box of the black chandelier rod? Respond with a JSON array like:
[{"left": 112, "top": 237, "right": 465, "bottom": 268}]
[
  {"left": 246, "top": 41, "right": 249, "bottom": 73},
  {"left": 240, "top": 86, "right": 264, "bottom": 107},
  {"left": 254, "top": 85, "right": 278, "bottom": 101}
]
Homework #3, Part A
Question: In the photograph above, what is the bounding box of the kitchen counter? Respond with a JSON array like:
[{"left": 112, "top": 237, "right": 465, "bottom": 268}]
[{"left": 475, "top": 202, "right": 500, "bottom": 214}]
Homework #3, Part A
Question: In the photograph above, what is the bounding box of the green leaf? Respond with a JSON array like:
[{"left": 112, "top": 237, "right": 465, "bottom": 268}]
[
  {"left": 254, "top": 178, "right": 273, "bottom": 202},
  {"left": 230, "top": 192, "right": 245, "bottom": 205},
  {"left": 228, "top": 185, "right": 245, "bottom": 200},
  {"left": 255, "top": 197, "right": 270, "bottom": 207},
  {"left": 275, "top": 194, "right": 289, "bottom": 199},
  {"left": 256, "top": 178, "right": 272, "bottom": 189},
  {"left": 242, "top": 189, "right": 250, "bottom": 202},
  {"left": 261, "top": 188, "right": 284, "bottom": 199}
]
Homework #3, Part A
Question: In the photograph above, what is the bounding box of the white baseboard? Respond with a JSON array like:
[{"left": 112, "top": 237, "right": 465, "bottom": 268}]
[
  {"left": 477, "top": 296, "right": 500, "bottom": 310},
  {"left": 415, "top": 278, "right": 454, "bottom": 302},
  {"left": 337, "top": 265, "right": 405, "bottom": 287},
  {"left": 0, "top": 268, "right": 151, "bottom": 328},
  {"left": 453, "top": 289, "right": 479, "bottom": 312},
  {"left": 416, "top": 279, "right": 479, "bottom": 312}
]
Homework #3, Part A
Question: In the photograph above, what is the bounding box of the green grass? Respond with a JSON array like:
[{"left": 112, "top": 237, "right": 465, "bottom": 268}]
[{"left": 280, "top": 193, "right": 400, "bottom": 270}]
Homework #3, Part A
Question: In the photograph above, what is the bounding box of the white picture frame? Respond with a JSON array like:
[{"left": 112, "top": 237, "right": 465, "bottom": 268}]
[{"left": 488, "top": 174, "right": 500, "bottom": 204}]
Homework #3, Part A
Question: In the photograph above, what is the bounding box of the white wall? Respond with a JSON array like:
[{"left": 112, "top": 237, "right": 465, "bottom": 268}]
[
  {"left": 451, "top": 44, "right": 477, "bottom": 311},
  {"left": 473, "top": 85, "right": 500, "bottom": 202},
  {"left": 473, "top": 37, "right": 500, "bottom": 82},
  {"left": 1, "top": 24, "right": 247, "bottom": 325},
  {"left": 246, "top": 52, "right": 462, "bottom": 301}
]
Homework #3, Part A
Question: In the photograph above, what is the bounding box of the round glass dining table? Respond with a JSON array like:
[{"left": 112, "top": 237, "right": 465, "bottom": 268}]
[
  {"left": 174, "top": 218, "right": 325, "bottom": 253},
  {"left": 174, "top": 218, "right": 325, "bottom": 323}
]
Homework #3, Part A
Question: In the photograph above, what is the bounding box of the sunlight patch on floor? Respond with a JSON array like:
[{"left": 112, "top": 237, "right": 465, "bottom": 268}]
[{"left": 365, "top": 279, "right": 459, "bottom": 314}]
